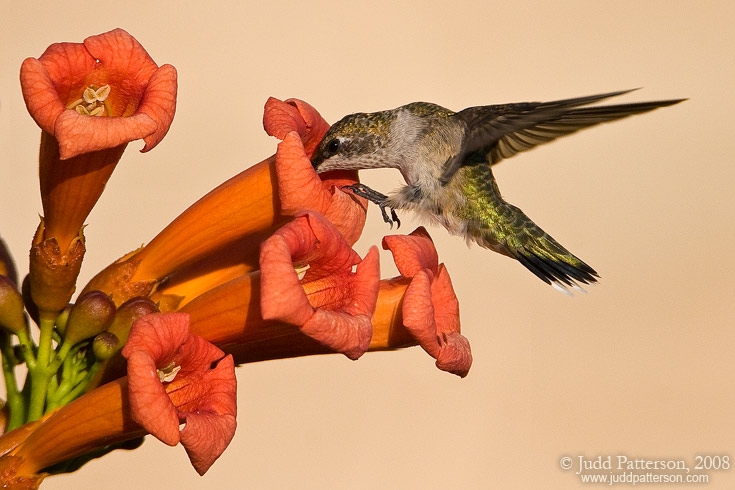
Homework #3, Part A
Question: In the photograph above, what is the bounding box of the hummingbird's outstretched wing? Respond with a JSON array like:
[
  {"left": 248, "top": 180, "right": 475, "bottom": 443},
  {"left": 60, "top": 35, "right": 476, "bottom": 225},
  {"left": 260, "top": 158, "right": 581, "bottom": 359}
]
[{"left": 439, "top": 90, "right": 686, "bottom": 184}]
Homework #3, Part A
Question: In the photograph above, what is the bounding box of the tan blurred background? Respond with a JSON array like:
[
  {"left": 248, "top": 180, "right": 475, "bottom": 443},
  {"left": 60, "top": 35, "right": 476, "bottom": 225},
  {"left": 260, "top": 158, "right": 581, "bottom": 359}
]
[{"left": 1, "top": 1, "right": 734, "bottom": 488}]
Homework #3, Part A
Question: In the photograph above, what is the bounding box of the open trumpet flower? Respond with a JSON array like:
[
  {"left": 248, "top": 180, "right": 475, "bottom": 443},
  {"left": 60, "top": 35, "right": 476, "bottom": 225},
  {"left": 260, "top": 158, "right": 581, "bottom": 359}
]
[
  {"left": 21, "top": 28, "right": 177, "bottom": 329},
  {"left": 122, "top": 313, "right": 237, "bottom": 475},
  {"left": 0, "top": 28, "right": 473, "bottom": 488}
]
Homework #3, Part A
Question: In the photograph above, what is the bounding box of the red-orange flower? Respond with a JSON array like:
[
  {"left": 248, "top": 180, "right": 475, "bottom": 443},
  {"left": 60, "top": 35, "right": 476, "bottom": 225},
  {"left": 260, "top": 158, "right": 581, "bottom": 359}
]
[
  {"left": 383, "top": 228, "right": 472, "bottom": 377},
  {"left": 20, "top": 28, "right": 176, "bottom": 160},
  {"left": 122, "top": 313, "right": 236, "bottom": 475},
  {"left": 21, "top": 28, "right": 177, "bottom": 255},
  {"left": 260, "top": 212, "right": 379, "bottom": 360}
]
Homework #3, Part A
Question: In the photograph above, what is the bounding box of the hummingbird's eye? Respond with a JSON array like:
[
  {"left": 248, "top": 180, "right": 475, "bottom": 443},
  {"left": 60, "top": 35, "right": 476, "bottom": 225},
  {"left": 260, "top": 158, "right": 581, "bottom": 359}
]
[{"left": 326, "top": 138, "right": 341, "bottom": 154}]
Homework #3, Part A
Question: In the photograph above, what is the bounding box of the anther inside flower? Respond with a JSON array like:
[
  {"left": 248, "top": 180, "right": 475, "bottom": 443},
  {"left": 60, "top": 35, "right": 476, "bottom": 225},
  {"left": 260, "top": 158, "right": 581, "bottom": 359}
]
[
  {"left": 157, "top": 361, "right": 181, "bottom": 383},
  {"left": 69, "top": 84, "right": 111, "bottom": 116}
]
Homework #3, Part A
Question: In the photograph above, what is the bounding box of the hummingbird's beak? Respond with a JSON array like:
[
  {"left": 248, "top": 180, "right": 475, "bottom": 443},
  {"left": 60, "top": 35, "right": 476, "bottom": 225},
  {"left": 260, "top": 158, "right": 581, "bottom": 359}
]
[{"left": 310, "top": 154, "right": 323, "bottom": 172}]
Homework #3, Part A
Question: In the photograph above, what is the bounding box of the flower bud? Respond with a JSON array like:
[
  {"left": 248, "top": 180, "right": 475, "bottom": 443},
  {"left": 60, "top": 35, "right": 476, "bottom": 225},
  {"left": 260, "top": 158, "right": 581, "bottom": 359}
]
[
  {"left": 0, "top": 237, "right": 17, "bottom": 286},
  {"left": 54, "top": 304, "right": 72, "bottom": 335},
  {"left": 21, "top": 275, "right": 39, "bottom": 327},
  {"left": 0, "top": 276, "right": 27, "bottom": 334},
  {"left": 63, "top": 291, "right": 116, "bottom": 345},
  {"left": 107, "top": 297, "right": 159, "bottom": 348},
  {"left": 92, "top": 332, "right": 120, "bottom": 360}
]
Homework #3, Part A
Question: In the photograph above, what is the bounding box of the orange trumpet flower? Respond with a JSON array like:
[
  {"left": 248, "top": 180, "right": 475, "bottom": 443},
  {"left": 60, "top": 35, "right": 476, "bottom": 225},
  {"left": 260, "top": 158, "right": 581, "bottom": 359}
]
[{"left": 21, "top": 28, "right": 177, "bottom": 249}]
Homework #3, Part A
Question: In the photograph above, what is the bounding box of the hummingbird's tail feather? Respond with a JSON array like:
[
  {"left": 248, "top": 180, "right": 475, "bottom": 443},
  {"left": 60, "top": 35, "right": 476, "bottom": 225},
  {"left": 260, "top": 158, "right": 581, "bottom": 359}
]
[
  {"left": 511, "top": 237, "right": 599, "bottom": 294},
  {"left": 492, "top": 202, "right": 599, "bottom": 293}
]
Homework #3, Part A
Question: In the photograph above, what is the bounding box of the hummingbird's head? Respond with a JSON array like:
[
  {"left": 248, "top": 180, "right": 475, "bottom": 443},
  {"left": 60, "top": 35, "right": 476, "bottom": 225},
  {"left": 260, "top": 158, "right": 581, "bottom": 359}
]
[{"left": 311, "top": 111, "right": 394, "bottom": 173}]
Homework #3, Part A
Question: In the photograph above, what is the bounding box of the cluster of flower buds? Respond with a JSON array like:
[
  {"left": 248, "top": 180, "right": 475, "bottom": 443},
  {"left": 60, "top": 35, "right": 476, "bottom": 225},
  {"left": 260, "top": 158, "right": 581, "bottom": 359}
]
[{"left": 0, "top": 29, "right": 472, "bottom": 488}]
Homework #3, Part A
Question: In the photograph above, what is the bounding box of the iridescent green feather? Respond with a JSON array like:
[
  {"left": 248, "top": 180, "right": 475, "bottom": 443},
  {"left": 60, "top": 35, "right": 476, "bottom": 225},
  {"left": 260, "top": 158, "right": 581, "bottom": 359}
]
[{"left": 458, "top": 156, "right": 598, "bottom": 287}]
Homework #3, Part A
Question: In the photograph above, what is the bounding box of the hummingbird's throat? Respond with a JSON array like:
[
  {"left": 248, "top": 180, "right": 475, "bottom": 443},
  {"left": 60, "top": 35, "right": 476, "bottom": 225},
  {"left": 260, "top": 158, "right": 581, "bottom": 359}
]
[{"left": 66, "top": 84, "right": 111, "bottom": 116}]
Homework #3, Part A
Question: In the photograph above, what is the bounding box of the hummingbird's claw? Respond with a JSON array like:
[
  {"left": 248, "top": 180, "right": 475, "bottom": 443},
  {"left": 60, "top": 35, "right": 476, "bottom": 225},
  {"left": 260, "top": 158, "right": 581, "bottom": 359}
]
[
  {"left": 377, "top": 203, "right": 401, "bottom": 229},
  {"left": 391, "top": 209, "right": 401, "bottom": 228},
  {"left": 341, "top": 183, "right": 401, "bottom": 229}
]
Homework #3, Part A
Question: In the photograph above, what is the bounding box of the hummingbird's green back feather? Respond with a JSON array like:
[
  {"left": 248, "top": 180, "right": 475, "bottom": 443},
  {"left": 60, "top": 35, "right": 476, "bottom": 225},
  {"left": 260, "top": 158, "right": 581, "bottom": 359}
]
[{"left": 458, "top": 156, "right": 598, "bottom": 291}]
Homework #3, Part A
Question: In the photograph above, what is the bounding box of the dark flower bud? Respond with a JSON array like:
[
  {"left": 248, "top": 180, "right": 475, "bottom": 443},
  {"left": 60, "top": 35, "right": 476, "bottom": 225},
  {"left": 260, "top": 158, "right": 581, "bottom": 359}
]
[
  {"left": 92, "top": 332, "right": 120, "bottom": 360},
  {"left": 0, "top": 275, "right": 27, "bottom": 334},
  {"left": 63, "top": 290, "right": 116, "bottom": 345},
  {"left": 0, "top": 237, "right": 17, "bottom": 286},
  {"left": 21, "top": 275, "right": 39, "bottom": 327},
  {"left": 107, "top": 296, "right": 159, "bottom": 348},
  {"left": 54, "top": 304, "right": 73, "bottom": 335}
]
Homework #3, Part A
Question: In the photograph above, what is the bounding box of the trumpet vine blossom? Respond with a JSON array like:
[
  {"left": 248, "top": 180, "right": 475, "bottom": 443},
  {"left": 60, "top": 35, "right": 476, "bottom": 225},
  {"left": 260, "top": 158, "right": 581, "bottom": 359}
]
[
  {"left": 122, "top": 313, "right": 237, "bottom": 475},
  {"left": 0, "top": 28, "right": 474, "bottom": 489}
]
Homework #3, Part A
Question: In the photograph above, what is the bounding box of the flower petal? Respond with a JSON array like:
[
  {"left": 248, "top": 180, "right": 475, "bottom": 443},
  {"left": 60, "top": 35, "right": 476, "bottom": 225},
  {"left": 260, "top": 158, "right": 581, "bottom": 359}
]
[
  {"left": 263, "top": 97, "right": 330, "bottom": 157},
  {"left": 20, "top": 56, "right": 80, "bottom": 135},
  {"left": 125, "top": 350, "right": 181, "bottom": 446},
  {"left": 178, "top": 354, "right": 237, "bottom": 475},
  {"left": 275, "top": 131, "right": 367, "bottom": 245},
  {"left": 180, "top": 411, "right": 237, "bottom": 476},
  {"left": 83, "top": 29, "right": 158, "bottom": 99},
  {"left": 402, "top": 266, "right": 472, "bottom": 377},
  {"left": 259, "top": 212, "right": 379, "bottom": 359},
  {"left": 54, "top": 110, "right": 156, "bottom": 159},
  {"left": 382, "top": 227, "right": 439, "bottom": 277},
  {"left": 138, "top": 64, "right": 178, "bottom": 152},
  {"left": 122, "top": 314, "right": 192, "bottom": 445},
  {"left": 385, "top": 228, "right": 472, "bottom": 377}
]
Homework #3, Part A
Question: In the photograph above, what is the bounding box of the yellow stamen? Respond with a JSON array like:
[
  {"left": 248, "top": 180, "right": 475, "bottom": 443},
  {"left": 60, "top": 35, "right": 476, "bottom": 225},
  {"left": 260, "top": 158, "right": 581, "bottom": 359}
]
[
  {"left": 95, "top": 85, "right": 111, "bottom": 101},
  {"left": 157, "top": 361, "right": 181, "bottom": 383},
  {"left": 295, "top": 263, "right": 310, "bottom": 281},
  {"left": 83, "top": 87, "right": 98, "bottom": 104},
  {"left": 66, "top": 98, "right": 84, "bottom": 109},
  {"left": 69, "top": 84, "right": 111, "bottom": 116}
]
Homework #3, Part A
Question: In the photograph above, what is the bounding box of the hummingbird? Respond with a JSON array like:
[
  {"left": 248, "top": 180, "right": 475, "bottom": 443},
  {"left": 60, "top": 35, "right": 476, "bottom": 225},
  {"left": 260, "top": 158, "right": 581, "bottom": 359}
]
[{"left": 311, "top": 90, "right": 684, "bottom": 293}]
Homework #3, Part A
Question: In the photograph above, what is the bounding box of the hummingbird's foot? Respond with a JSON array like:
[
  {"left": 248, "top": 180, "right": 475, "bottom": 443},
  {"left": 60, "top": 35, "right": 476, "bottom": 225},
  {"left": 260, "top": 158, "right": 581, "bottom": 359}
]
[{"left": 342, "top": 183, "right": 401, "bottom": 229}]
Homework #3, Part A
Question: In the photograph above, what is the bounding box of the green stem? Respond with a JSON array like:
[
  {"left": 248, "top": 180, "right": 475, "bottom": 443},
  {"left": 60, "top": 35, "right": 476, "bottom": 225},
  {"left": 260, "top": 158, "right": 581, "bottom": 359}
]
[
  {"left": 15, "top": 328, "right": 37, "bottom": 369},
  {"left": 58, "top": 361, "right": 101, "bottom": 407},
  {"left": 27, "top": 317, "right": 55, "bottom": 421},
  {"left": 49, "top": 341, "right": 73, "bottom": 372},
  {"left": 0, "top": 333, "right": 25, "bottom": 431}
]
